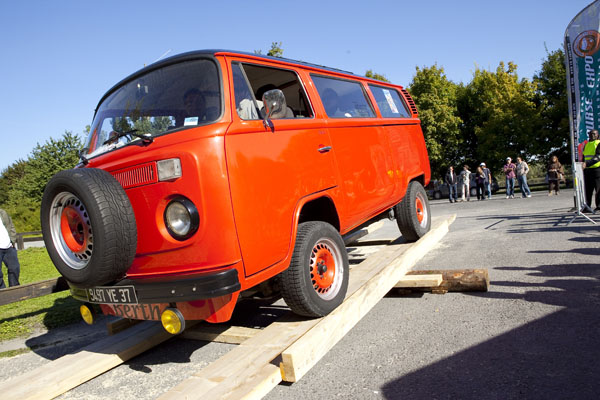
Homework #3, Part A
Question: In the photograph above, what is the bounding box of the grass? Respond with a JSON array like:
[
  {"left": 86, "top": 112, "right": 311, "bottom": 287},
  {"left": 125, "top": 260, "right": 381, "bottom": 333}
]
[{"left": 0, "top": 247, "right": 81, "bottom": 343}]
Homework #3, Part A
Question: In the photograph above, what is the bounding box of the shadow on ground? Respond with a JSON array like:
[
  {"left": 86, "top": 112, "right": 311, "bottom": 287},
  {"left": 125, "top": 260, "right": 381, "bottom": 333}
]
[{"left": 382, "top": 213, "right": 600, "bottom": 400}]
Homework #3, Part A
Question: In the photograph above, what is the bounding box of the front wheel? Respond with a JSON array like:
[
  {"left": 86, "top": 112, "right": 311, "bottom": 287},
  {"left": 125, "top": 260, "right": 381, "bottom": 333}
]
[
  {"left": 279, "top": 221, "right": 349, "bottom": 317},
  {"left": 395, "top": 181, "right": 431, "bottom": 242}
]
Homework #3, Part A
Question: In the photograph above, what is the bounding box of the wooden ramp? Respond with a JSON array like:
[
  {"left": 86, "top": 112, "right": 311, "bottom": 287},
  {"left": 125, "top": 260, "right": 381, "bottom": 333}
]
[
  {"left": 160, "top": 215, "right": 455, "bottom": 399},
  {"left": 0, "top": 320, "right": 175, "bottom": 400},
  {"left": 0, "top": 215, "right": 455, "bottom": 400}
]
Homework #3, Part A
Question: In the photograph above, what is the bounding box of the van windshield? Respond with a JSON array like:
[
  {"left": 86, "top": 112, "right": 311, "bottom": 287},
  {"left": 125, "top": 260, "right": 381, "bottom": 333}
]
[{"left": 83, "top": 59, "right": 221, "bottom": 158}]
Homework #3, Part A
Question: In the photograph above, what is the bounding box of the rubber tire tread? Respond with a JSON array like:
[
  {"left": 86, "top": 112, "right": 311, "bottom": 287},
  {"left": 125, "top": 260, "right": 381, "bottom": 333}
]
[
  {"left": 279, "top": 221, "right": 349, "bottom": 317},
  {"left": 41, "top": 168, "right": 137, "bottom": 287},
  {"left": 395, "top": 181, "right": 431, "bottom": 242}
]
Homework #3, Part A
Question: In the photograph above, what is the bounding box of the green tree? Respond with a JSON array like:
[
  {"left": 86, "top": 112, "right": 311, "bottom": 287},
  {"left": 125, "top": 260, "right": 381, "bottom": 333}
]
[
  {"left": 365, "top": 70, "right": 390, "bottom": 82},
  {"left": 458, "top": 62, "right": 540, "bottom": 171},
  {"left": 0, "top": 159, "right": 27, "bottom": 205},
  {"left": 408, "top": 64, "right": 463, "bottom": 177},
  {"left": 533, "top": 48, "right": 570, "bottom": 163},
  {"left": 255, "top": 42, "right": 284, "bottom": 57},
  {"left": 7, "top": 131, "right": 82, "bottom": 205}
]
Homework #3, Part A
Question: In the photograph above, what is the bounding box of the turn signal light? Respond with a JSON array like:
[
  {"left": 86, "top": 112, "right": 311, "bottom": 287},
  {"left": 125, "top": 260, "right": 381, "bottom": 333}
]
[{"left": 161, "top": 308, "right": 186, "bottom": 334}]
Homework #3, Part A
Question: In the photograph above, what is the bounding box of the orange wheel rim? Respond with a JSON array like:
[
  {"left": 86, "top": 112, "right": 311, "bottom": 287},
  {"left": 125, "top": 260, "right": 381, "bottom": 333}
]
[
  {"left": 415, "top": 197, "right": 424, "bottom": 223},
  {"left": 310, "top": 244, "right": 336, "bottom": 294},
  {"left": 61, "top": 206, "right": 86, "bottom": 252}
]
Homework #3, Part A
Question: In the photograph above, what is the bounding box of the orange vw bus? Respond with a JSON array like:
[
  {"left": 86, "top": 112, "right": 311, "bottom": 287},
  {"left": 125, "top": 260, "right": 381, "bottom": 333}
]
[{"left": 41, "top": 50, "right": 431, "bottom": 334}]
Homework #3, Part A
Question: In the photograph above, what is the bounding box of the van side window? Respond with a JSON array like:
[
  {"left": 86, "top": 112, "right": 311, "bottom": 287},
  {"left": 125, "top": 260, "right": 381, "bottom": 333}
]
[
  {"left": 368, "top": 85, "right": 411, "bottom": 118},
  {"left": 311, "top": 75, "right": 375, "bottom": 118},
  {"left": 232, "top": 62, "right": 313, "bottom": 120},
  {"left": 232, "top": 63, "right": 262, "bottom": 120}
]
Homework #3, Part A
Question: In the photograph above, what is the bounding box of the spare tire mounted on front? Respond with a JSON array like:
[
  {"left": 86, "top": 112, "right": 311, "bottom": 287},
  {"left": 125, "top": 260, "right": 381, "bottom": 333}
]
[{"left": 41, "top": 168, "right": 137, "bottom": 287}]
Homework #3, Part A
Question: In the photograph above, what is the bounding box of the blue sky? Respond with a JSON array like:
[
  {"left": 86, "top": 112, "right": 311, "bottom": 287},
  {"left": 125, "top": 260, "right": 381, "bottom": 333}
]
[{"left": 0, "top": 0, "right": 593, "bottom": 171}]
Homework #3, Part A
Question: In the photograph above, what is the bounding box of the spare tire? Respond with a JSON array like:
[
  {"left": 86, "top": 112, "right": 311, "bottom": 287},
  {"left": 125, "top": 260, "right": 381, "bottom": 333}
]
[{"left": 41, "top": 168, "right": 137, "bottom": 287}]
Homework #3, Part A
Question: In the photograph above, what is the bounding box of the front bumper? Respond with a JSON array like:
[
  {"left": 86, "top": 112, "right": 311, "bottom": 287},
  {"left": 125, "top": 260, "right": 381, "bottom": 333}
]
[{"left": 69, "top": 268, "right": 241, "bottom": 304}]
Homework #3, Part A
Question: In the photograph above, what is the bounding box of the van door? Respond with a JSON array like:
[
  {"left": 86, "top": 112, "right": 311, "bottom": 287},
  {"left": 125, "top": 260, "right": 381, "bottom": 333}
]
[
  {"left": 311, "top": 75, "right": 396, "bottom": 230},
  {"left": 225, "top": 61, "right": 337, "bottom": 277}
]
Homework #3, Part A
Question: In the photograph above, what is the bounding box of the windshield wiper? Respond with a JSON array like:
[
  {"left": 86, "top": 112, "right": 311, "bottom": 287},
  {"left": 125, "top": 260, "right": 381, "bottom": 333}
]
[{"left": 103, "top": 129, "right": 154, "bottom": 146}]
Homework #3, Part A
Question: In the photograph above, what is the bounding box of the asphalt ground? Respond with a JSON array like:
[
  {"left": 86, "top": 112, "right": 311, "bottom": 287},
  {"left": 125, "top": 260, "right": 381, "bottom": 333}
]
[{"left": 1, "top": 190, "right": 599, "bottom": 399}]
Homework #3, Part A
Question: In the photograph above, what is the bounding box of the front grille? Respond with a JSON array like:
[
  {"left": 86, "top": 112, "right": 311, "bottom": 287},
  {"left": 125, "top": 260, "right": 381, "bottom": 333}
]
[{"left": 112, "top": 162, "right": 158, "bottom": 189}]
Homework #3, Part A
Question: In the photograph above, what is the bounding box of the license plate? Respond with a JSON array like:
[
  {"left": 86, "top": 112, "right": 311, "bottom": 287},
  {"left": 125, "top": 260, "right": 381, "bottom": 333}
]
[{"left": 86, "top": 285, "right": 138, "bottom": 304}]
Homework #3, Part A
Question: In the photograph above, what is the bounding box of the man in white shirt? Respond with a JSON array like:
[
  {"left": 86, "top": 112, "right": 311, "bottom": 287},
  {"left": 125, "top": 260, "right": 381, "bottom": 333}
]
[{"left": 0, "top": 208, "right": 20, "bottom": 289}]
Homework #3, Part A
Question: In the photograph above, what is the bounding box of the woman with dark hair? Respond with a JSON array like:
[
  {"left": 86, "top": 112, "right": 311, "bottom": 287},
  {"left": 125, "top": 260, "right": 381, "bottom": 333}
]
[{"left": 547, "top": 155, "right": 563, "bottom": 196}]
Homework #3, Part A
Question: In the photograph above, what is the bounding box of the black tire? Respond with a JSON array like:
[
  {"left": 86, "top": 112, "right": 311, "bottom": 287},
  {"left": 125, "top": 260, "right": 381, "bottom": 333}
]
[
  {"left": 470, "top": 187, "right": 477, "bottom": 197},
  {"left": 279, "top": 221, "right": 349, "bottom": 317},
  {"left": 395, "top": 181, "right": 431, "bottom": 242},
  {"left": 41, "top": 168, "right": 137, "bottom": 287},
  {"left": 433, "top": 191, "right": 441, "bottom": 200}
]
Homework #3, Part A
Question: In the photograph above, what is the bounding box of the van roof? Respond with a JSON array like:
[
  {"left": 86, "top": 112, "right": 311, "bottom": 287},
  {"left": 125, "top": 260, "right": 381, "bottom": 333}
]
[{"left": 96, "top": 49, "right": 402, "bottom": 113}]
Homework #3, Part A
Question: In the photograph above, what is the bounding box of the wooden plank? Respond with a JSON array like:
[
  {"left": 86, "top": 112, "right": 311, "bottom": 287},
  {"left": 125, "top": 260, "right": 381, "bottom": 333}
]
[
  {"left": 406, "top": 269, "right": 489, "bottom": 292},
  {"left": 343, "top": 219, "right": 385, "bottom": 245},
  {"left": 106, "top": 318, "right": 142, "bottom": 335},
  {"left": 0, "top": 321, "right": 176, "bottom": 400},
  {"left": 159, "top": 315, "right": 319, "bottom": 400},
  {"left": 160, "top": 215, "right": 455, "bottom": 399},
  {"left": 394, "top": 274, "right": 443, "bottom": 288},
  {"left": 180, "top": 325, "right": 261, "bottom": 344},
  {"left": 0, "top": 277, "right": 69, "bottom": 306},
  {"left": 159, "top": 227, "right": 412, "bottom": 399},
  {"left": 280, "top": 215, "right": 455, "bottom": 383}
]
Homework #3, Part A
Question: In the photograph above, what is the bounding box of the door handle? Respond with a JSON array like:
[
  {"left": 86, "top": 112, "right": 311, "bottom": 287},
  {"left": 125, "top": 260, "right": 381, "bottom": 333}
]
[{"left": 318, "top": 146, "right": 332, "bottom": 153}]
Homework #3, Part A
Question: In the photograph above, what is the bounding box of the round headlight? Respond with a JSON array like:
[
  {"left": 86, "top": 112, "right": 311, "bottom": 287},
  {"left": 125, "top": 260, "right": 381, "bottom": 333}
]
[{"left": 164, "top": 197, "right": 199, "bottom": 240}]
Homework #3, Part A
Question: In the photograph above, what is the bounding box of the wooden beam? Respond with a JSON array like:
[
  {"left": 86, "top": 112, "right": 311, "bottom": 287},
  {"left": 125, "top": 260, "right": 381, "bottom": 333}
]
[
  {"left": 280, "top": 215, "right": 455, "bottom": 383},
  {"left": 405, "top": 269, "right": 489, "bottom": 292},
  {"left": 343, "top": 220, "right": 385, "bottom": 245},
  {"left": 106, "top": 318, "right": 142, "bottom": 335},
  {"left": 0, "top": 277, "right": 69, "bottom": 306},
  {"left": 394, "top": 274, "right": 443, "bottom": 288},
  {"left": 0, "top": 321, "right": 178, "bottom": 400},
  {"left": 180, "top": 325, "right": 261, "bottom": 344},
  {"left": 159, "top": 217, "right": 456, "bottom": 400}
]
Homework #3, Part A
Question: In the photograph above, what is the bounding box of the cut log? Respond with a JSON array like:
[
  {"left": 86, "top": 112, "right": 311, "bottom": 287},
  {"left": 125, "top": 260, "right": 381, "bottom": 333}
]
[{"left": 405, "top": 269, "right": 489, "bottom": 292}]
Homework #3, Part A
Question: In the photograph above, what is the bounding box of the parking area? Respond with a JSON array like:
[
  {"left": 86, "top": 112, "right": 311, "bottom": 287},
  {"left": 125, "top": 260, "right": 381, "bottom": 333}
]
[{"left": 1, "top": 191, "right": 599, "bottom": 399}]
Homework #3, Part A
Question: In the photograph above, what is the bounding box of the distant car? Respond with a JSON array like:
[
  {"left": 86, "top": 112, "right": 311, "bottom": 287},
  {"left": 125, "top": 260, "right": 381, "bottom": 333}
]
[{"left": 429, "top": 173, "right": 499, "bottom": 200}]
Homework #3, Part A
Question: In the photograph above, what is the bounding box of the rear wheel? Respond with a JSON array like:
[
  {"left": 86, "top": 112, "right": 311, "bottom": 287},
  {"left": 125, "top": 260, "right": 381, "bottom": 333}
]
[
  {"left": 279, "top": 221, "right": 349, "bottom": 317},
  {"left": 395, "top": 181, "right": 431, "bottom": 242},
  {"left": 41, "top": 168, "right": 137, "bottom": 287}
]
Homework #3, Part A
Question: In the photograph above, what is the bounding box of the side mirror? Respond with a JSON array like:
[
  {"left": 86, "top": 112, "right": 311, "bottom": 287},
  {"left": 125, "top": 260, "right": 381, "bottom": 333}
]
[{"left": 262, "top": 89, "right": 286, "bottom": 129}]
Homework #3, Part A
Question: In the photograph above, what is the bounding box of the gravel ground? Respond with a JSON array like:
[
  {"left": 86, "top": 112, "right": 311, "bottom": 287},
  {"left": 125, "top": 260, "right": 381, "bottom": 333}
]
[{"left": 1, "top": 191, "right": 599, "bottom": 399}]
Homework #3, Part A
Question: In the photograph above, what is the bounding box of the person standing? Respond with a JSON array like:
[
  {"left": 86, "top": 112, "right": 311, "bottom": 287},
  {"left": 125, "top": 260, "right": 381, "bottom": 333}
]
[
  {"left": 582, "top": 129, "right": 600, "bottom": 211},
  {"left": 481, "top": 162, "right": 492, "bottom": 199},
  {"left": 445, "top": 166, "right": 458, "bottom": 203},
  {"left": 546, "top": 155, "right": 563, "bottom": 196},
  {"left": 0, "top": 208, "right": 20, "bottom": 289},
  {"left": 459, "top": 165, "right": 471, "bottom": 202},
  {"left": 475, "top": 166, "right": 486, "bottom": 200},
  {"left": 503, "top": 157, "right": 516, "bottom": 199},
  {"left": 516, "top": 156, "right": 532, "bottom": 198}
]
